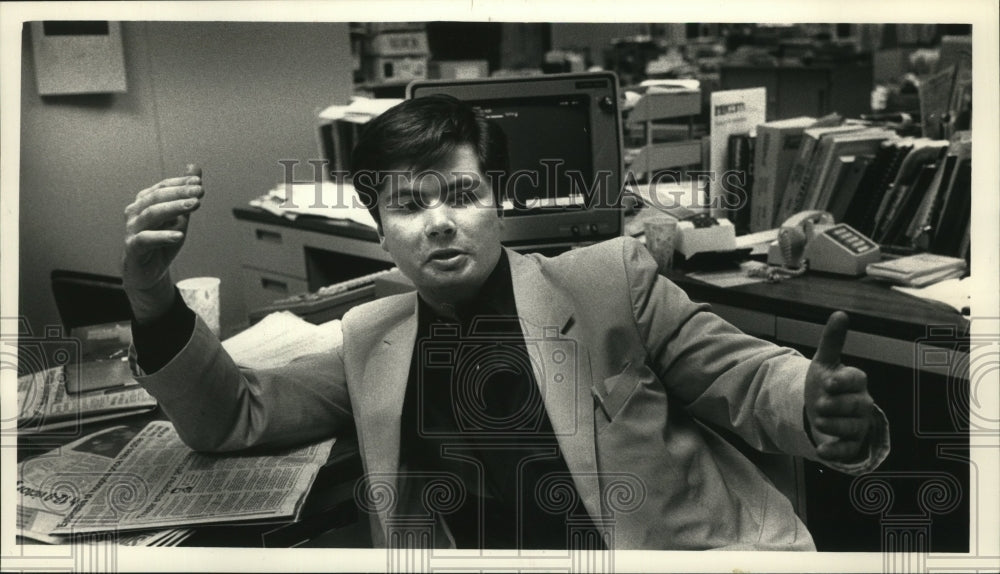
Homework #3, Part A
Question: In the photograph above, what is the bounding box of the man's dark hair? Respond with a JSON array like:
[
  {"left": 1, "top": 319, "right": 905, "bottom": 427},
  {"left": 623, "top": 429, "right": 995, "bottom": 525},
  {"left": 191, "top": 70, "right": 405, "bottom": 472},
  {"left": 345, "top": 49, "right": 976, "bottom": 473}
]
[{"left": 350, "top": 94, "right": 508, "bottom": 227}]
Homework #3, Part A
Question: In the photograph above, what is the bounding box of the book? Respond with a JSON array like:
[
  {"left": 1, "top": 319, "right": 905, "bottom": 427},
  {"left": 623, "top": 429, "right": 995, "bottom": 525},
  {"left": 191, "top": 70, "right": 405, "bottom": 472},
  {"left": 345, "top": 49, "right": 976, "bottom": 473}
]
[
  {"left": 750, "top": 116, "right": 815, "bottom": 232},
  {"left": 807, "top": 129, "right": 895, "bottom": 213},
  {"left": 777, "top": 124, "right": 863, "bottom": 224},
  {"left": 880, "top": 161, "right": 940, "bottom": 247},
  {"left": 727, "top": 132, "right": 755, "bottom": 234},
  {"left": 930, "top": 155, "right": 971, "bottom": 257},
  {"left": 919, "top": 65, "right": 956, "bottom": 140},
  {"left": 709, "top": 88, "right": 766, "bottom": 218},
  {"left": 866, "top": 253, "right": 966, "bottom": 287},
  {"left": 827, "top": 154, "right": 873, "bottom": 222},
  {"left": 848, "top": 139, "right": 914, "bottom": 236},
  {"left": 871, "top": 139, "right": 949, "bottom": 239},
  {"left": 905, "top": 144, "right": 959, "bottom": 249}
]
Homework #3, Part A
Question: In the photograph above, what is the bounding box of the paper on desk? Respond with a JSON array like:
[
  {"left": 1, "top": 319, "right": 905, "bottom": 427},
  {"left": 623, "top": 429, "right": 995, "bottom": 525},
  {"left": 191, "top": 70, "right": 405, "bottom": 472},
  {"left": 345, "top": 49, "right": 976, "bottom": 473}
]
[
  {"left": 687, "top": 267, "right": 769, "bottom": 288},
  {"left": 48, "top": 420, "right": 335, "bottom": 534},
  {"left": 17, "top": 367, "right": 157, "bottom": 434},
  {"left": 734, "top": 228, "right": 778, "bottom": 256},
  {"left": 222, "top": 311, "right": 343, "bottom": 370},
  {"left": 17, "top": 425, "right": 189, "bottom": 546},
  {"left": 893, "top": 276, "right": 971, "bottom": 314},
  {"left": 254, "top": 181, "right": 377, "bottom": 229}
]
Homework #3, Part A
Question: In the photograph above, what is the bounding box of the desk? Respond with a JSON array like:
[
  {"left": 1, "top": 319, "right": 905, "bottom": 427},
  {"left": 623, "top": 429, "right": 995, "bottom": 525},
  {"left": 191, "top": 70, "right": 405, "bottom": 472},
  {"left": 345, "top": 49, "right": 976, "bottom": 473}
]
[
  {"left": 233, "top": 206, "right": 392, "bottom": 312},
  {"left": 231, "top": 205, "right": 972, "bottom": 551},
  {"left": 666, "top": 270, "right": 971, "bottom": 552}
]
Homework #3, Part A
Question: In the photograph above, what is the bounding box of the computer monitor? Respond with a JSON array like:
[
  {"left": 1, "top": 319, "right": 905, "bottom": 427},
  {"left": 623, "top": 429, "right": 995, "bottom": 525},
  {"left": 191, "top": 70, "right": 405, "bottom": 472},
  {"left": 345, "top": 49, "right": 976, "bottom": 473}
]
[{"left": 408, "top": 72, "right": 624, "bottom": 249}]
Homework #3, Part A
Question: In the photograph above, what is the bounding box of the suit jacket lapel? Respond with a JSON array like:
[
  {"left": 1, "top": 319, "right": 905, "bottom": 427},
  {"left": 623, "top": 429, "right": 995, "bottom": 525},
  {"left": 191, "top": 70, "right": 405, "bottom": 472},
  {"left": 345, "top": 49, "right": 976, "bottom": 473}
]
[
  {"left": 507, "top": 249, "right": 603, "bottom": 522},
  {"left": 356, "top": 296, "right": 419, "bottom": 533}
]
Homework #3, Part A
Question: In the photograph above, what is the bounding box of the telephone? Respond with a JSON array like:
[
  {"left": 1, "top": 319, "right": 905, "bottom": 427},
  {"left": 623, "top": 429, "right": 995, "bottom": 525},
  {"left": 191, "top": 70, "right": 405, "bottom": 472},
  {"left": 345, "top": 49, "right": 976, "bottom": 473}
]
[{"left": 767, "top": 211, "right": 881, "bottom": 276}]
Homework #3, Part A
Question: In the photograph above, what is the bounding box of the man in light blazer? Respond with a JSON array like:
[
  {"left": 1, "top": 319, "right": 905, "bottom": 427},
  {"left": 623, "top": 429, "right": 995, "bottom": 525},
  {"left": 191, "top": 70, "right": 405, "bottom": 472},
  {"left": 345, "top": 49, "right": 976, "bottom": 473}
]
[{"left": 123, "top": 96, "right": 889, "bottom": 550}]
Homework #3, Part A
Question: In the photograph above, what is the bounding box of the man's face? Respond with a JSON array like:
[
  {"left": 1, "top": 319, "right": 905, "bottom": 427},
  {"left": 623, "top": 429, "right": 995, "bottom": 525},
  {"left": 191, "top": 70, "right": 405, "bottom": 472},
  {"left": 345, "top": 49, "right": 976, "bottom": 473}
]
[{"left": 377, "top": 144, "right": 504, "bottom": 304}]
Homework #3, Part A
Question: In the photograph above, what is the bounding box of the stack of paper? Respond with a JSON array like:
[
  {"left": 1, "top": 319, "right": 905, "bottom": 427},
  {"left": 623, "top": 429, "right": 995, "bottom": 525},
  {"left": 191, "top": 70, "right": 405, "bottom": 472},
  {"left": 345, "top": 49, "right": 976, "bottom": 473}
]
[
  {"left": 318, "top": 96, "right": 403, "bottom": 124},
  {"left": 17, "top": 367, "right": 157, "bottom": 434},
  {"left": 19, "top": 421, "right": 334, "bottom": 540},
  {"left": 222, "top": 311, "right": 343, "bottom": 370},
  {"left": 250, "top": 181, "right": 377, "bottom": 228},
  {"left": 866, "top": 253, "right": 966, "bottom": 287}
]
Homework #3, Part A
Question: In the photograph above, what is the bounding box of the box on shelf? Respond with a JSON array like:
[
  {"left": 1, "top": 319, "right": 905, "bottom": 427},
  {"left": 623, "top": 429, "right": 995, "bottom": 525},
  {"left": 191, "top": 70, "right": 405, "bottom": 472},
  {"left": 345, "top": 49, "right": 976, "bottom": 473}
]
[
  {"left": 365, "top": 31, "right": 429, "bottom": 57},
  {"left": 365, "top": 56, "right": 428, "bottom": 83},
  {"left": 428, "top": 60, "right": 489, "bottom": 80},
  {"left": 362, "top": 22, "right": 426, "bottom": 34}
]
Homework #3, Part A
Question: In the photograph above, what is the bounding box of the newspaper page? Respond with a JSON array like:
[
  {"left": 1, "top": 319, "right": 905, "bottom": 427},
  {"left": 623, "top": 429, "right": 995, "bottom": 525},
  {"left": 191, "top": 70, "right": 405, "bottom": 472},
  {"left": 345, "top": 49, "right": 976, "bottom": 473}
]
[
  {"left": 50, "top": 420, "right": 335, "bottom": 534},
  {"left": 222, "top": 311, "right": 343, "bottom": 369},
  {"left": 18, "top": 367, "right": 157, "bottom": 433},
  {"left": 17, "top": 425, "right": 189, "bottom": 546}
]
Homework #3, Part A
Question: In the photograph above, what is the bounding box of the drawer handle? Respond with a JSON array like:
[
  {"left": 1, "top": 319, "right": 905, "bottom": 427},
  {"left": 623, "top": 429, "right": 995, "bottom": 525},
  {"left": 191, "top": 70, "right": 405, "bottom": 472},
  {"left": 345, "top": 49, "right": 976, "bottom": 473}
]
[
  {"left": 260, "top": 277, "right": 289, "bottom": 293},
  {"left": 255, "top": 229, "right": 283, "bottom": 243}
]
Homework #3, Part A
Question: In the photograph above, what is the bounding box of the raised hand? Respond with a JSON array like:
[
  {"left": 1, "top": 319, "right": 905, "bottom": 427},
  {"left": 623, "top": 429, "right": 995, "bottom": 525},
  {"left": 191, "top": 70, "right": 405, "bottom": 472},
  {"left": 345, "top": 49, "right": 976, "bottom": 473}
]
[
  {"left": 804, "top": 311, "right": 875, "bottom": 463},
  {"left": 122, "top": 164, "right": 203, "bottom": 322}
]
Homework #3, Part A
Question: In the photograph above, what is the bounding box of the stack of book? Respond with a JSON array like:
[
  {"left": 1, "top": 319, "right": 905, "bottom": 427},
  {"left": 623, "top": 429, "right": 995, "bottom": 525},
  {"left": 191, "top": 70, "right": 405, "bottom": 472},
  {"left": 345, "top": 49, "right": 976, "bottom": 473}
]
[{"left": 727, "top": 115, "right": 970, "bottom": 260}]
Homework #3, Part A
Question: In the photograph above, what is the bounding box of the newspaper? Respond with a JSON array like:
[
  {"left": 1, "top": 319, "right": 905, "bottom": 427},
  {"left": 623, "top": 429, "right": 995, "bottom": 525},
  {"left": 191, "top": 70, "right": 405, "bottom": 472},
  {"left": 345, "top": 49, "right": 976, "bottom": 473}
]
[
  {"left": 222, "top": 311, "right": 343, "bottom": 370},
  {"left": 17, "top": 366, "right": 157, "bottom": 433},
  {"left": 17, "top": 425, "right": 190, "bottom": 545},
  {"left": 46, "top": 420, "right": 334, "bottom": 534}
]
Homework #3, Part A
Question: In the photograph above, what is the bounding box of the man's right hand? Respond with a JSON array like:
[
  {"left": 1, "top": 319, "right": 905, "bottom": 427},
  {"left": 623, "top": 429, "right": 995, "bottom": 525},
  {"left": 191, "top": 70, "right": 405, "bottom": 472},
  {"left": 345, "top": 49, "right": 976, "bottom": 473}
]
[{"left": 123, "top": 164, "right": 203, "bottom": 323}]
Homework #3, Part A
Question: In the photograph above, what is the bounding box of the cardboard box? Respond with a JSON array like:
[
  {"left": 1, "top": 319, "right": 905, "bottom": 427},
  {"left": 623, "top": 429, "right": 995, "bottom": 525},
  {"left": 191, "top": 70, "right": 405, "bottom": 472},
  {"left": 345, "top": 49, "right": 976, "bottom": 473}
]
[
  {"left": 365, "top": 56, "right": 428, "bottom": 83},
  {"left": 366, "top": 31, "right": 429, "bottom": 56},
  {"left": 428, "top": 60, "right": 489, "bottom": 80}
]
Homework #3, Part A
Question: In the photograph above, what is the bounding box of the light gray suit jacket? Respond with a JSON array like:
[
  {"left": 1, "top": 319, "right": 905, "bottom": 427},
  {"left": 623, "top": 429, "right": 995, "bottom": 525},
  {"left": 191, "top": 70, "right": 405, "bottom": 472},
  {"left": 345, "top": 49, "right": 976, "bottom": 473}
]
[{"left": 135, "top": 237, "right": 888, "bottom": 550}]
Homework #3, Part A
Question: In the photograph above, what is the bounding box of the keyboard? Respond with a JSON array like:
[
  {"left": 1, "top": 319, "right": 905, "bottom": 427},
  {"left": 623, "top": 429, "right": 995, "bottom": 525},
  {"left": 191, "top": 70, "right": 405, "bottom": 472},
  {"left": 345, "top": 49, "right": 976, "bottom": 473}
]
[{"left": 249, "top": 268, "right": 397, "bottom": 324}]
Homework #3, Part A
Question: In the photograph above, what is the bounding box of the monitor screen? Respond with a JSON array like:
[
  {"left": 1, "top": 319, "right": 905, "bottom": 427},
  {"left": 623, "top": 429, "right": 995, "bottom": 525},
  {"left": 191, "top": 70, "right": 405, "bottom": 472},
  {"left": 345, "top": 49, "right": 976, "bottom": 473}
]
[
  {"left": 472, "top": 94, "right": 593, "bottom": 211},
  {"left": 408, "top": 72, "right": 623, "bottom": 249}
]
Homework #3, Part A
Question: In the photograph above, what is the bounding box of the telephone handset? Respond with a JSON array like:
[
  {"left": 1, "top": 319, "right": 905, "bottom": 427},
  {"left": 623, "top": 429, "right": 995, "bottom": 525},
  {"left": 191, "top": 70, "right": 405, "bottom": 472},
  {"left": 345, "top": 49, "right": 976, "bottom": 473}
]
[{"left": 767, "top": 211, "right": 881, "bottom": 276}]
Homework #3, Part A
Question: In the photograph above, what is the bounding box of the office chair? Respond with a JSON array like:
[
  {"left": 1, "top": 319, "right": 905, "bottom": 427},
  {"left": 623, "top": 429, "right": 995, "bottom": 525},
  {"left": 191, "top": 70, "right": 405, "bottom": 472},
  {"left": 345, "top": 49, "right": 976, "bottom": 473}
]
[{"left": 50, "top": 270, "right": 133, "bottom": 331}]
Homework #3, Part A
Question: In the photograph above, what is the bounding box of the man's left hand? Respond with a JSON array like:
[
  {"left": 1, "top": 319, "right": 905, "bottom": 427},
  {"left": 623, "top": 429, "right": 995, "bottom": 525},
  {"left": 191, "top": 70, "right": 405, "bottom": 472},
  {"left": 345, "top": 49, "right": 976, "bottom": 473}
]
[{"left": 804, "top": 311, "right": 875, "bottom": 463}]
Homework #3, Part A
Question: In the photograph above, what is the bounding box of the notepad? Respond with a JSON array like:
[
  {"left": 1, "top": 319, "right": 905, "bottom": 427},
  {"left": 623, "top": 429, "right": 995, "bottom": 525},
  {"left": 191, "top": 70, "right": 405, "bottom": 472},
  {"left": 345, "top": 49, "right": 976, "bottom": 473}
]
[{"left": 866, "top": 253, "right": 966, "bottom": 287}]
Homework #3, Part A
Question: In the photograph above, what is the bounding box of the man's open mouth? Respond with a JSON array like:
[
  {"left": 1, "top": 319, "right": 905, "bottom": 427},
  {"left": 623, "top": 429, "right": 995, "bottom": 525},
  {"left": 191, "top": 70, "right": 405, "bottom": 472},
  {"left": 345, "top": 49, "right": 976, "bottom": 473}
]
[{"left": 428, "top": 249, "right": 466, "bottom": 262}]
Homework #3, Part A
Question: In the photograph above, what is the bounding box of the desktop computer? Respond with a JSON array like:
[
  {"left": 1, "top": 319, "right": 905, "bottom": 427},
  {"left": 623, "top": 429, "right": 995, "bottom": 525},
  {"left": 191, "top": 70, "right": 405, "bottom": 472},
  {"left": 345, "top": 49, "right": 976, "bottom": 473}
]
[{"left": 408, "top": 72, "right": 625, "bottom": 249}]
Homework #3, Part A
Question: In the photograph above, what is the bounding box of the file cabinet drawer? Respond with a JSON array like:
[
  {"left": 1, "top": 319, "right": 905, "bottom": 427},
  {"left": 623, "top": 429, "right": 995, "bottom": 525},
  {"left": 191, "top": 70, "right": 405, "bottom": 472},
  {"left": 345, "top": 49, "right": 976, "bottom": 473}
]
[
  {"left": 241, "top": 222, "right": 307, "bottom": 279},
  {"left": 241, "top": 267, "right": 308, "bottom": 312}
]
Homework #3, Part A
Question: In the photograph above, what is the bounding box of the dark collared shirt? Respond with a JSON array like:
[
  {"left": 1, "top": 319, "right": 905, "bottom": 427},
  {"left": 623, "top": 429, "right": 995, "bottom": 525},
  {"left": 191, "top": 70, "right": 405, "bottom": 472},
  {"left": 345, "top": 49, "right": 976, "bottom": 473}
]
[{"left": 400, "top": 251, "right": 597, "bottom": 549}]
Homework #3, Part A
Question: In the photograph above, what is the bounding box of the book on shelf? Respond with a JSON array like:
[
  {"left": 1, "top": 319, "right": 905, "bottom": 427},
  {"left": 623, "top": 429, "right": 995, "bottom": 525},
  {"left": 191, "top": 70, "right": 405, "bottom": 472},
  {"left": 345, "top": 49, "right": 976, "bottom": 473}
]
[
  {"left": 777, "top": 124, "right": 865, "bottom": 224},
  {"left": 709, "top": 88, "right": 766, "bottom": 218},
  {"left": 726, "top": 131, "right": 755, "bottom": 234},
  {"left": 844, "top": 138, "right": 914, "bottom": 236},
  {"left": 807, "top": 129, "right": 896, "bottom": 213},
  {"left": 905, "top": 139, "right": 962, "bottom": 248},
  {"left": 826, "top": 154, "right": 874, "bottom": 222},
  {"left": 930, "top": 152, "right": 971, "bottom": 258},
  {"left": 919, "top": 65, "right": 957, "bottom": 140},
  {"left": 879, "top": 161, "right": 941, "bottom": 247},
  {"left": 750, "top": 115, "right": 815, "bottom": 232},
  {"left": 870, "top": 139, "right": 949, "bottom": 239}
]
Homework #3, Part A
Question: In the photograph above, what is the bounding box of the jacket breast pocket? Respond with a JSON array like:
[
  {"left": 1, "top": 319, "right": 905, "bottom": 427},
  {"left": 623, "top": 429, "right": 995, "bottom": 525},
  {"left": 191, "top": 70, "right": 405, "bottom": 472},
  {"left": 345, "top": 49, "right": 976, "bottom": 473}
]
[{"left": 593, "top": 362, "right": 653, "bottom": 433}]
